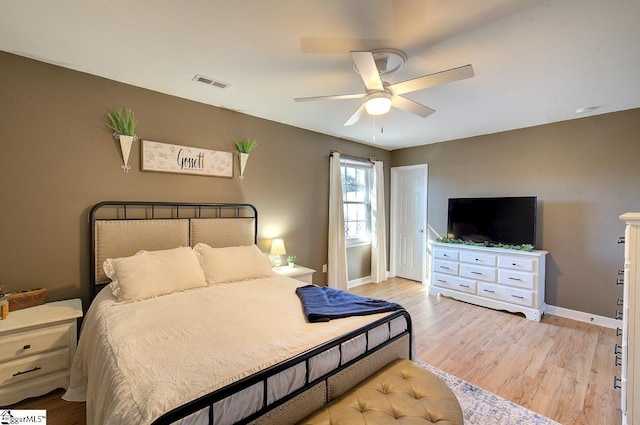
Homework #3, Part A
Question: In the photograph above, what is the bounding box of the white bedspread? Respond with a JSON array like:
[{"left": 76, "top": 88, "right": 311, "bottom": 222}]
[{"left": 64, "top": 276, "right": 390, "bottom": 424}]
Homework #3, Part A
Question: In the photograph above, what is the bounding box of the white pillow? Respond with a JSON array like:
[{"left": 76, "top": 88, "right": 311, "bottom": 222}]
[
  {"left": 104, "top": 246, "right": 207, "bottom": 302},
  {"left": 194, "top": 243, "right": 274, "bottom": 284}
]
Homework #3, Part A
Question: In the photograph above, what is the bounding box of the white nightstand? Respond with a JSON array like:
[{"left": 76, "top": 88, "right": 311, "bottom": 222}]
[
  {"left": 0, "top": 298, "right": 83, "bottom": 406},
  {"left": 273, "top": 265, "right": 316, "bottom": 284}
]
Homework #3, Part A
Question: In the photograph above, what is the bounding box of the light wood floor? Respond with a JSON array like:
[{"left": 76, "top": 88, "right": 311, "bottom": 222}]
[
  {"left": 353, "top": 278, "right": 622, "bottom": 425},
  {"left": 8, "top": 278, "right": 621, "bottom": 425}
]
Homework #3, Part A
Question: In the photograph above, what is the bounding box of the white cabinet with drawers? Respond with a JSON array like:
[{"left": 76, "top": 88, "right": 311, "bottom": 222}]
[
  {"left": 0, "top": 299, "right": 83, "bottom": 406},
  {"left": 429, "top": 242, "right": 547, "bottom": 321},
  {"left": 618, "top": 213, "right": 640, "bottom": 425},
  {"left": 273, "top": 265, "right": 316, "bottom": 284}
]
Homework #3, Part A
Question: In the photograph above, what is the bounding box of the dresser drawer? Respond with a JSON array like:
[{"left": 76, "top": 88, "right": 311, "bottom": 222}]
[
  {"left": 0, "top": 349, "right": 69, "bottom": 387},
  {"left": 433, "top": 259, "right": 459, "bottom": 276},
  {"left": 498, "top": 269, "right": 537, "bottom": 290},
  {"left": 498, "top": 256, "right": 536, "bottom": 272},
  {"left": 460, "top": 264, "right": 497, "bottom": 282},
  {"left": 432, "top": 248, "right": 459, "bottom": 261},
  {"left": 478, "top": 282, "right": 535, "bottom": 307},
  {"left": 460, "top": 251, "right": 497, "bottom": 267},
  {"left": 0, "top": 323, "right": 71, "bottom": 363},
  {"left": 432, "top": 273, "right": 477, "bottom": 294}
]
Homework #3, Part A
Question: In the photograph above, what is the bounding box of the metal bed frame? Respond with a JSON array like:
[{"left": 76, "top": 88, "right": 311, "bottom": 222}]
[
  {"left": 156, "top": 310, "right": 412, "bottom": 424},
  {"left": 87, "top": 201, "right": 413, "bottom": 425}
]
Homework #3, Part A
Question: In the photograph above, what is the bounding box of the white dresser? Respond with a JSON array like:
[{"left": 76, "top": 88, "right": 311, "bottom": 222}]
[
  {"left": 0, "top": 298, "right": 83, "bottom": 406},
  {"left": 429, "top": 242, "right": 548, "bottom": 321},
  {"left": 618, "top": 213, "right": 640, "bottom": 425}
]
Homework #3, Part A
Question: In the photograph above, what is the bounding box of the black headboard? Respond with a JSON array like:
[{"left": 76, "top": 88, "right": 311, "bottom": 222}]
[{"left": 89, "top": 201, "right": 258, "bottom": 299}]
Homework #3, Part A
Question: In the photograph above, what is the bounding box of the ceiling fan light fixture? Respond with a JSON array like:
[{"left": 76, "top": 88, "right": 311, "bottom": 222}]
[{"left": 365, "top": 92, "right": 392, "bottom": 116}]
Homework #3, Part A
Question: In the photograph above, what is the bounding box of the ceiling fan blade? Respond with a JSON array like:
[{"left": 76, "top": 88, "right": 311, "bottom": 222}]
[
  {"left": 294, "top": 93, "right": 365, "bottom": 102},
  {"left": 392, "top": 96, "right": 436, "bottom": 118},
  {"left": 389, "top": 64, "right": 474, "bottom": 96},
  {"left": 301, "top": 37, "right": 392, "bottom": 54},
  {"left": 351, "top": 51, "right": 384, "bottom": 91},
  {"left": 344, "top": 104, "right": 366, "bottom": 126}
]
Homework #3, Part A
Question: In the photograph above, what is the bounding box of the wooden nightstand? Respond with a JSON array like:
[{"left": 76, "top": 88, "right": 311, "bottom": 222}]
[
  {"left": 0, "top": 298, "right": 83, "bottom": 406},
  {"left": 274, "top": 265, "right": 316, "bottom": 284}
]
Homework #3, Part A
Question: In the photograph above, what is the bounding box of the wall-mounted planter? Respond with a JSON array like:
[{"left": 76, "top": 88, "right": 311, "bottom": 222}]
[
  {"left": 106, "top": 108, "right": 138, "bottom": 174},
  {"left": 238, "top": 152, "right": 250, "bottom": 181},
  {"left": 233, "top": 139, "right": 256, "bottom": 181},
  {"left": 117, "top": 134, "right": 137, "bottom": 173}
]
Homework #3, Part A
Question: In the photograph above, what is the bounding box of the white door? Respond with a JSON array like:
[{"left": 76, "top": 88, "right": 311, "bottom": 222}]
[{"left": 391, "top": 164, "right": 428, "bottom": 282}]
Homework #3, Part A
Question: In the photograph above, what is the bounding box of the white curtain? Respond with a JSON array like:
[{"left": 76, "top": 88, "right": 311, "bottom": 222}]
[
  {"left": 371, "top": 160, "right": 387, "bottom": 283},
  {"left": 328, "top": 153, "right": 348, "bottom": 290}
]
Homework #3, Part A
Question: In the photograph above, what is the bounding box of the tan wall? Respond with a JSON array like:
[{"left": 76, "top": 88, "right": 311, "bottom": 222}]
[
  {"left": 347, "top": 245, "right": 372, "bottom": 281},
  {"left": 0, "top": 52, "right": 390, "bottom": 309},
  {"left": 391, "top": 109, "right": 640, "bottom": 317}
]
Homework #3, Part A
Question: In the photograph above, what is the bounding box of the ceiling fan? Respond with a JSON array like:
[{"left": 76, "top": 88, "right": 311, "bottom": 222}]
[{"left": 294, "top": 49, "right": 474, "bottom": 126}]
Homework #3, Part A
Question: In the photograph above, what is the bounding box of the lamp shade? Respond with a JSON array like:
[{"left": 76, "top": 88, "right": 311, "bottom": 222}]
[
  {"left": 365, "top": 92, "right": 392, "bottom": 116},
  {"left": 270, "top": 238, "right": 286, "bottom": 256}
]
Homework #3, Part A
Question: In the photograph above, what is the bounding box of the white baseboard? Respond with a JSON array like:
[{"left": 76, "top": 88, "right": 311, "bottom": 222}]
[
  {"left": 546, "top": 304, "right": 619, "bottom": 329},
  {"left": 348, "top": 271, "right": 391, "bottom": 289},
  {"left": 348, "top": 276, "right": 371, "bottom": 289}
]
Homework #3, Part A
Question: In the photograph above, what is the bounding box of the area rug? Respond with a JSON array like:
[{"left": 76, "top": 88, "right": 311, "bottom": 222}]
[{"left": 418, "top": 361, "right": 561, "bottom": 425}]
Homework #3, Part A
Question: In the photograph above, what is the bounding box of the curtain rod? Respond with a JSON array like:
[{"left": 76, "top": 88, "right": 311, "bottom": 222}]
[{"left": 330, "top": 149, "right": 376, "bottom": 163}]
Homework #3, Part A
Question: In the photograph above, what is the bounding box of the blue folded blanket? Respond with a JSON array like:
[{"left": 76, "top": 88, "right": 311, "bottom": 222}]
[{"left": 295, "top": 285, "right": 403, "bottom": 322}]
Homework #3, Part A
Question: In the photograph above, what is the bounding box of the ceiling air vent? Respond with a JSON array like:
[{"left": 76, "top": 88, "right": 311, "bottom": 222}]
[{"left": 192, "top": 74, "right": 230, "bottom": 89}]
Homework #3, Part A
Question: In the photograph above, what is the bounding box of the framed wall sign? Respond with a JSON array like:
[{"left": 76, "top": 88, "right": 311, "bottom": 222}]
[{"left": 141, "top": 140, "right": 233, "bottom": 177}]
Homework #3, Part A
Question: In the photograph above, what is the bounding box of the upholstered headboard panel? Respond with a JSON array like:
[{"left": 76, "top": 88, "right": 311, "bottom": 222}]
[
  {"left": 94, "top": 219, "right": 190, "bottom": 283},
  {"left": 190, "top": 218, "right": 255, "bottom": 248},
  {"left": 90, "top": 202, "right": 258, "bottom": 298}
]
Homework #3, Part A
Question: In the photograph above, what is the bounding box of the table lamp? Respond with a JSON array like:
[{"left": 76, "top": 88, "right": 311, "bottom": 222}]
[{"left": 270, "top": 238, "right": 286, "bottom": 268}]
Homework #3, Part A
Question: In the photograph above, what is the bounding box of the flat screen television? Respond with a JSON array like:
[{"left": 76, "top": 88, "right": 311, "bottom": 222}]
[{"left": 447, "top": 196, "right": 537, "bottom": 247}]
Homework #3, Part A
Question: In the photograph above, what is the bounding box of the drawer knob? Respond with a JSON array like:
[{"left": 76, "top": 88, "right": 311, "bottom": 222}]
[
  {"left": 511, "top": 295, "right": 525, "bottom": 299},
  {"left": 508, "top": 277, "right": 522, "bottom": 281},
  {"left": 617, "top": 327, "right": 623, "bottom": 337},
  {"left": 616, "top": 356, "right": 622, "bottom": 367},
  {"left": 618, "top": 236, "right": 625, "bottom": 244},
  {"left": 618, "top": 269, "right": 625, "bottom": 276},
  {"left": 616, "top": 311, "right": 623, "bottom": 320},
  {"left": 616, "top": 277, "right": 624, "bottom": 285},
  {"left": 471, "top": 271, "right": 482, "bottom": 275},
  {"left": 440, "top": 266, "right": 450, "bottom": 270},
  {"left": 614, "top": 376, "right": 622, "bottom": 389},
  {"left": 12, "top": 366, "right": 42, "bottom": 377},
  {"left": 23, "top": 344, "right": 31, "bottom": 350},
  {"left": 617, "top": 298, "right": 624, "bottom": 306},
  {"left": 483, "top": 289, "right": 495, "bottom": 294},
  {"left": 512, "top": 263, "right": 517, "bottom": 266}
]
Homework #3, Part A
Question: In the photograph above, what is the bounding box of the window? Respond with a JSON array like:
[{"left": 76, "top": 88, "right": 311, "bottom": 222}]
[{"left": 341, "top": 160, "right": 372, "bottom": 245}]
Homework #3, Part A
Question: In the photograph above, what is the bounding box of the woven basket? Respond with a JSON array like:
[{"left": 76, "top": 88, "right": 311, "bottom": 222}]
[{"left": 6, "top": 288, "right": 47, "bottom": 311}]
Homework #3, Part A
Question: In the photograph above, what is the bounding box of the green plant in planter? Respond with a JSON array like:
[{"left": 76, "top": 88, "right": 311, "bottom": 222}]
[
  {"left": 436, "top": 237, "right": 533, "bottom": 252},
  {"left": 106, "top": 108, "right": 138, "bottom": 136},
  {"left": 234, "top": 138, "right": 257, "bottom": 154},
  {"left": 287, "top": 255, "right": 296, "bottom": 264}
]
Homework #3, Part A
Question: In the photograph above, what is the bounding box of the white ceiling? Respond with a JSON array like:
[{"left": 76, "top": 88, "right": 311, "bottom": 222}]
[{"left": 1, "top": 0, "right": 639, "bottom": 150}]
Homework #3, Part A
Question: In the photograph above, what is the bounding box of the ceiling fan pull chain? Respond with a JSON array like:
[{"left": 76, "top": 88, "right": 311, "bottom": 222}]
[{"left": 372, "top": 115, "right": 376, "bottom": 142}]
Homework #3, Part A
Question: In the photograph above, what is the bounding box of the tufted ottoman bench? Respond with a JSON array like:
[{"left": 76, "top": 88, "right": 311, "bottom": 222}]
[{"left": 297, "top": 359, "right": 463, "bottom": 425}]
